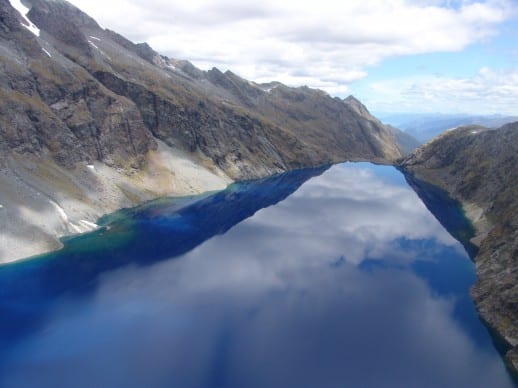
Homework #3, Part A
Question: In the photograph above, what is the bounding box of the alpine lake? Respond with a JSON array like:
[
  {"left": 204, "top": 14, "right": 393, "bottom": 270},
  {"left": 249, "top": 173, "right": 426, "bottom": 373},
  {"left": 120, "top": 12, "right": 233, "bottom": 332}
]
[{"left": 0, "top": 163, "right": 516, "bottom": 388}]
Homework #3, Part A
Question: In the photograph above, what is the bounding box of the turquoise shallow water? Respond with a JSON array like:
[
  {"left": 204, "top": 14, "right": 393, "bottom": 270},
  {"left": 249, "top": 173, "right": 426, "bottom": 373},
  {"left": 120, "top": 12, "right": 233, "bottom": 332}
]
[{"left": 0, "top": 163, "right": 515, "bottom": 388}]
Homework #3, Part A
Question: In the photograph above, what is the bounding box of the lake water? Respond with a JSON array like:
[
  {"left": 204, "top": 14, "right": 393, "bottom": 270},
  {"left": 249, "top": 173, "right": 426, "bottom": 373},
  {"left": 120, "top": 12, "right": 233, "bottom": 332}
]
[{"left": 0, "top": 163, "right": 515, "bottom": 388}]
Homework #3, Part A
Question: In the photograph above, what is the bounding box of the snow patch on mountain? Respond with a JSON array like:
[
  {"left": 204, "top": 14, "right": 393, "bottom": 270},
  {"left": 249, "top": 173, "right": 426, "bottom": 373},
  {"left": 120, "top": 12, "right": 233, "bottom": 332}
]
[{"left": 8, "top": 0, "right": 40, "bottom": 37}]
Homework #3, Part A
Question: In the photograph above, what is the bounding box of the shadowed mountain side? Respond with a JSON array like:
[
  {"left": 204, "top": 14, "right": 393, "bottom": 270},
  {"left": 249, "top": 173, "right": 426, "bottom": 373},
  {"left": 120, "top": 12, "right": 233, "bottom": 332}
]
[
  {"left": 401, "top": 172, "right": 478, "bottom": 258},
  {"left": 389, "top": 124, "right": 421, "bottom": 155},
  {"left": 0, "top": 165, "right": 328, "bottom": 353}
]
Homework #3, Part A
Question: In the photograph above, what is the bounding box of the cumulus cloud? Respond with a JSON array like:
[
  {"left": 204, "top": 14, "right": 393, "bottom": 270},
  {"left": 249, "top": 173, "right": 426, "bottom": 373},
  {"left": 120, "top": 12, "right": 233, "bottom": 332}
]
[
  {"left": 65, "top": 0, "right": 515, "bottom": 106},
  {"left": 363, "top": 67, "right": 518, "bottom": 114},
  {"left": 68, "top": 3, "right": 509, "bottom": 66}
]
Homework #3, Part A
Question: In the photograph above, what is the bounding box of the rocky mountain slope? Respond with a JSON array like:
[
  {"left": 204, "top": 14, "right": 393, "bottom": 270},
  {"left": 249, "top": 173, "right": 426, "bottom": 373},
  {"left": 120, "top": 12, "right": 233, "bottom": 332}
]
[
  {"left": 0, "top": 0, "right": 410, "bottom": 262},
  {"left": 401, "top": 122, "right": 518, "bottom": 373}
]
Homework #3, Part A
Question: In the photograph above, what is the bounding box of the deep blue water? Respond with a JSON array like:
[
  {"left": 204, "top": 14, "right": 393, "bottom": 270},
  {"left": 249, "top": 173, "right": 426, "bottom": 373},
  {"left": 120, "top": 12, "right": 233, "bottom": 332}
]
[{"left": 0, "top": 163, "right": 515, "bottom": 388}]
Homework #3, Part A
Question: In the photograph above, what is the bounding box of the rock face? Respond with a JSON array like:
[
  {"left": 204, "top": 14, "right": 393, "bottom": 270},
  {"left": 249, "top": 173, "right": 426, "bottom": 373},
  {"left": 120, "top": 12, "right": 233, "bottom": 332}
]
[
  {"left": 401, "top": 123, "right": 518, "bottom": 373},
  {"left": 0, "top": 0, "right": 410, "bottom": 262},
  {"left": 0, "top": 0, "right": 408, "bottom": 179}
]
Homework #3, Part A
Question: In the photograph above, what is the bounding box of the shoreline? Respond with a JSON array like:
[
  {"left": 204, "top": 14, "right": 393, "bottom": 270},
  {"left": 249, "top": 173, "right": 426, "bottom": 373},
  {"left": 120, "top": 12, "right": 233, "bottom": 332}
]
[
  {"left": 0, "top": 141, "right": 233, "bottom": 265},
  {"left": 399, "top": 167, "right": 518, "bottom": 375},
  {"left": 0, "top": 158, "right": 376, "bottom": 265}
]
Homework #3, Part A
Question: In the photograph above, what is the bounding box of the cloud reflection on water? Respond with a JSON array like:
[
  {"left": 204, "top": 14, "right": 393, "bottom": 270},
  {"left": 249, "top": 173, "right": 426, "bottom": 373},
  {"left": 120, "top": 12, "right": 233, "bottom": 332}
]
[{"left": 1, "top": 163, "right": 514, "bottom": 388}]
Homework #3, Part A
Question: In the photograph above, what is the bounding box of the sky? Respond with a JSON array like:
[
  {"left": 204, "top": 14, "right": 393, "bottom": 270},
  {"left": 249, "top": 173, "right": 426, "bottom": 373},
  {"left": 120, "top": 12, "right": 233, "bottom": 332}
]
[{"left": 66, "top": 0, "right": 518, "bottom": 115}]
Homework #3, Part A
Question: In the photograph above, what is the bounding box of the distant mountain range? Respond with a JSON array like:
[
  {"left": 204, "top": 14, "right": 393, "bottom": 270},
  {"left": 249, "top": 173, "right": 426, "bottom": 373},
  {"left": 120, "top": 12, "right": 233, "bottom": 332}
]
[{"left": 379, "top": 113, "right": 518, "bottom": 142}]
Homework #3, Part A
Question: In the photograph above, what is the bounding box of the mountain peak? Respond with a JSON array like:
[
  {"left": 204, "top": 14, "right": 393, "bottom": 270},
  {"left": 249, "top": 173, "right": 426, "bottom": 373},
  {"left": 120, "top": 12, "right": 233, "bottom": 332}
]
[
  {"left": 26, "top": 0, "right": 100, "bottom": 29},
  {"left": 16, "top": 0, "right": 100, "bottom": 54},
  {"left": 343, "top": 95, "right": 371, "bottom": 117}
]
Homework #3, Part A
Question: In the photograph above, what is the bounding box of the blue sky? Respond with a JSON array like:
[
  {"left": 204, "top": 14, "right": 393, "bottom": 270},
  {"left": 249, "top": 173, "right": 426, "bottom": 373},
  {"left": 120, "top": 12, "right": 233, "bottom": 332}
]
[
  {"left": 68, "top": 0, "right": 518, "bottom": 115},
  {"left": 351, "top": 17, "right": 518, "bottom": 115}
]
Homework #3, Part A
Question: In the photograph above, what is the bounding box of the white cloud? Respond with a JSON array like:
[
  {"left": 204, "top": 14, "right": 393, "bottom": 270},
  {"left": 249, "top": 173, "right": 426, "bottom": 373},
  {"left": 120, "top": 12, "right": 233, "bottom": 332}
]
[
  {"left": 67, "top": 2, "right": 511, "bottom": 72},
  {"left": 63, "top": 0, "right": 516, "bottom": 111},
  {"left": 363, "top": 67, "right": 518, "bottom": 114}
]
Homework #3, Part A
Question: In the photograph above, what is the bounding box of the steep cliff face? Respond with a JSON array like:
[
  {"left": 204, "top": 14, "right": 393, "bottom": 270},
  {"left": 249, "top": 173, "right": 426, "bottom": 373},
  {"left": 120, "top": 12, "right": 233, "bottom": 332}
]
[
  {"left": 1, "top": 0, "right": 406, "bottom": 179},
  {"left": 401, "top": 123, "right": 518, "bottom": 372},
  {"left": 0, "top": 0, "right": 157, "bottom": 170},
  {"left": 0, "top": 0, "right": 407, "bottom": 262}
]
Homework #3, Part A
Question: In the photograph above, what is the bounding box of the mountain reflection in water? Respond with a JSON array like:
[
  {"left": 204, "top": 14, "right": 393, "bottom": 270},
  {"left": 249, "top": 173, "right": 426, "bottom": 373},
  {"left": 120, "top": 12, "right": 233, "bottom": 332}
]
[{"left": 0, "top": 163, "right": 514, "bottom": 388}]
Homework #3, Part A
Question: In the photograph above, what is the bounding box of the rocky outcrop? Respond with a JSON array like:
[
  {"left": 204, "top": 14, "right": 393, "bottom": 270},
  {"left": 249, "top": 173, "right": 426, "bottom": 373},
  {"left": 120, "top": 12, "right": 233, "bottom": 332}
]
[
  {"left": 0, "top": 0, "right": 411, "bottom": 262},
  {"left": 401, "top": 123, "right": 518, "bottom": 372}
]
